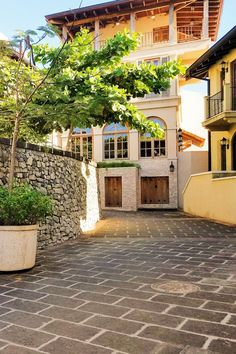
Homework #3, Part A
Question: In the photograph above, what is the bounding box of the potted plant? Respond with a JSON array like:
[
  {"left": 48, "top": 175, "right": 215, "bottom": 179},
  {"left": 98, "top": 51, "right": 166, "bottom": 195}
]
[{"left": 0, "top": 184, "right": 53, "bottom": 271}]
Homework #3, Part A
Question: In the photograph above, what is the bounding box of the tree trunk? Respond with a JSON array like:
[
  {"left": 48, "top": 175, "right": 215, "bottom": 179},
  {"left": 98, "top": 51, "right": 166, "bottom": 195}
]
[
  {"left": 8, "top": 115, "right": 20, "bottom": 191},
  {"left": 66, "top": 127, "right": 72, "bottom": 151}
]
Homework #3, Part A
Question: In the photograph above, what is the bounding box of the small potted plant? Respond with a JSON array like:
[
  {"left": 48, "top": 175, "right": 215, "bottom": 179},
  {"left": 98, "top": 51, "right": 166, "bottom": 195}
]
[{"left": 0, "top": 184, "right": 53, "bottom": 271}]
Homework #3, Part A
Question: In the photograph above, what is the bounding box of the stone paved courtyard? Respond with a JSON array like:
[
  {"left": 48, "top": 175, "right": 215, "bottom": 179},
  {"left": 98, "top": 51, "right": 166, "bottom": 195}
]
[{"left": 0, "top": 212, "right": 236, "bottom": 353}]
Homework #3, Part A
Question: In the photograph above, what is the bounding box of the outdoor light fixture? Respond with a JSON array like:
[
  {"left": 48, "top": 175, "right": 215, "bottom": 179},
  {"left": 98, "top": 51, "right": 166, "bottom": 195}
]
[
  {"left": 221, "top": 61, "right": 227, "bottom": 71},
  {"left": 116, "top": 21, "right": 120, "bottom": 26},
  {"left": 177, "top": 128, "right": 183, "bottom": 152},
  {"left": 220, "top": 137, "right": 229, "bottom": 149},
  {"left": 220, "top": 61, "right": 228, "bottom": 80},
  {"left": 169, "top": 161, "right": 175, "bottom": 173}
]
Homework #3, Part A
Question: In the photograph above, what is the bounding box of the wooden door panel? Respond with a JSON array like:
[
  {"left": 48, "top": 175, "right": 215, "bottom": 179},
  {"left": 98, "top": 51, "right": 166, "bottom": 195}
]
[
  {"left": 105, "top": 177, "right": 122, "bottom": 207},
  {"left": 141, "top": 177, "right": 169, "bottom": 204}
]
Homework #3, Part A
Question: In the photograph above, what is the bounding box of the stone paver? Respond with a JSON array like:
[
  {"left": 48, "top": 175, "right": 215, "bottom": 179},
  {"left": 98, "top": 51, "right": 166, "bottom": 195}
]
[
  {"left": 84, "top": 210, "right": 236, "bottom": 238},
  {"left": 0, "top": 211, "right": 235, "bottom": 353}
]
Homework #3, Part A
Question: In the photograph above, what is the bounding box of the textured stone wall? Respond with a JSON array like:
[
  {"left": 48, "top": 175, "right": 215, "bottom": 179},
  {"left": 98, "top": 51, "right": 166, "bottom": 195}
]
[{"left": 0, "top": 140, "right": 100, "bottom": 249}]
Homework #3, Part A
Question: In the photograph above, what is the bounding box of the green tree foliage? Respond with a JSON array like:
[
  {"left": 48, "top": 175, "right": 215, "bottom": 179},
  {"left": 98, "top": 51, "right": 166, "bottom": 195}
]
[
  {"left": 0, "top": 27, "right": 184, "bottom": 190},
  {"left": 0, "top": 28, "right": 184, "bottom": 142}
]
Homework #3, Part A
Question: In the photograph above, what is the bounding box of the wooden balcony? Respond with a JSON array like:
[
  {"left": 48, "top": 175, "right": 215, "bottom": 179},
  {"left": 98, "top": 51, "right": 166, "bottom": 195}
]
[{"left": 99, "top": 25, "right": 204, "bottom": 50}]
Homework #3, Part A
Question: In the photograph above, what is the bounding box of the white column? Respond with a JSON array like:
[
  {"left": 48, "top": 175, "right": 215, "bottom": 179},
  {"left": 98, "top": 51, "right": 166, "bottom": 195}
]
[
  {"left": 169, "top": 4, "right": 176, "bottom": 44},
  {"left": 130, "top": 13, "right": 136, "bottom": 33},
  {"left": 202, "top": 0, "right": 209, "bottom": 39},
  {"left": 94, "top": 19, "right": 100, "bottom": 50},
  {"left": 62, "top": 26, "right": 68, "bottom": 43}
]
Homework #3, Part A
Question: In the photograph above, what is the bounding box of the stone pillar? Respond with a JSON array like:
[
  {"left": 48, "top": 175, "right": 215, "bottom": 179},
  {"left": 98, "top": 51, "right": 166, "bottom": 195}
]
[
  {"left": 202, "top": 0, "right": 209, "bottom": 39},
  {"left": 169, "top": 3, "right": 177, "bottom": 44},
  {"left": 130, "top": 13, "right": 136, "bottom": 33},
  {"left": 94, "top": 19, "right": 100, "bottom": 50}
]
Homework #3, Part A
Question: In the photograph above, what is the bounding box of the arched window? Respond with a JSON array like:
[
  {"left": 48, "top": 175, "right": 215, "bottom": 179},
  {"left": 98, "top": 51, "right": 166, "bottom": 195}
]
[
  {"left": 71, "top": 127, "right": 93, "bottom": 159},
  {"left": 140, "top": 117, "right": 166, "bottom": 158},
  {"left": 103, "top": 123, "right": 129, "bottom": 160}
]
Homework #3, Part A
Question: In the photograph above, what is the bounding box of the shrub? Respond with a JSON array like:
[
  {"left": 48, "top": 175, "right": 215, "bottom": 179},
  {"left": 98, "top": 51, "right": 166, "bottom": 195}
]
[
  {"left": 0, "top": 184, "right": 53, "bottom": 226},
  {"left": 97, "top": 161, "right": 140, "bottom": 168}
]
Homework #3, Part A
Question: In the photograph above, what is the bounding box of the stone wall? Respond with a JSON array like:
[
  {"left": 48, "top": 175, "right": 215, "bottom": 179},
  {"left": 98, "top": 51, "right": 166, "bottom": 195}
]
[{"left": 0, "top": 139, "right": 100, "bottom": 248}]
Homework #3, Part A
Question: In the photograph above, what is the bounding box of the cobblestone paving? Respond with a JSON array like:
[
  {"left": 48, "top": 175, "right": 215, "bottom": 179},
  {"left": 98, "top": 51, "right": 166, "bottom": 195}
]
[
  {"left": 86, "top": 211, "right": 236, "bottom": 238},
  {"left": 0, "top": 212, "right": 236, "bottom": 353}
]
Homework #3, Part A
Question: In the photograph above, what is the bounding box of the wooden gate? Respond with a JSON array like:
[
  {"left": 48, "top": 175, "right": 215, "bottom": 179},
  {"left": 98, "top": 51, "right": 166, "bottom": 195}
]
[
  {"left": 141, "top": 177, "right": 169, "bottom": 204},
  {"left": 105, "top": 177, "right": 122, "bottom": 207}
]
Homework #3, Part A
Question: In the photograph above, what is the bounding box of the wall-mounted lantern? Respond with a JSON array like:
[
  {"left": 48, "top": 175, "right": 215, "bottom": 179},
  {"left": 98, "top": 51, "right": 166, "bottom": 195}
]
[
  {"left": 177, "top": 128, "right": 183, "bottom": 152},
  {"left": 220, "top": 61, "right": 228, "bottom": 81},
  {"left": 169, "top": 161, "right": 175, "bottom": 173},
  {"left": 220, "top": 137, "right": 229, "bottom": 149}
]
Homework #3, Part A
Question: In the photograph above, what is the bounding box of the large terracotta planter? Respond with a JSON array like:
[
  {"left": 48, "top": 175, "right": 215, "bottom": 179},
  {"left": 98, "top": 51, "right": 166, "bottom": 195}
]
[{"left": 0, "top": 225, "right": 38, "bottom": 271}]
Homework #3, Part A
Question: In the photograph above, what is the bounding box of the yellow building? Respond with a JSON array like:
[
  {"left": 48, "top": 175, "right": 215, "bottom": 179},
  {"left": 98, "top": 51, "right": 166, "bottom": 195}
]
[
  {"left": 46, "top": 0, "right": 222, "bottom": 211},
  {"left": 184, "top": 25, "right": 236, "bottom": 224}
]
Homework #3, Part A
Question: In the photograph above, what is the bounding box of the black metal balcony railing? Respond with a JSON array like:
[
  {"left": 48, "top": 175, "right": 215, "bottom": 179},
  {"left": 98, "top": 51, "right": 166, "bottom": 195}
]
[{"left": 208, "top": 91, "right": 223, "bottom": 118}]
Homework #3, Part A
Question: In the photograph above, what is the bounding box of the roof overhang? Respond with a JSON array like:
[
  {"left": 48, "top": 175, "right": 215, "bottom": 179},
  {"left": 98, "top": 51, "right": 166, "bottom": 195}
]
[
  {"left": 182, "top": 129, "right": 205, "bottom": 149},
  {"left": 46, "top": 0, "right": 223, "bottom": 42},
  {"left": 186, "top": 25, "right": 236, "bottom": 80}
]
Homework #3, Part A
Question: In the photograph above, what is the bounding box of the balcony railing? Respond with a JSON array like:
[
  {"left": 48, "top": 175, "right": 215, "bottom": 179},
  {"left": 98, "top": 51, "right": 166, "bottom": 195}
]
[
  {"left": 139, "top": 27, "right": 169, "bottom": 47},
  {"left": 99, "top": 25, "right": 203, "bottom": 49},
  {"left": 177, "top": 25, "right": 202, "bottom": 43},
  {"left": 205, "top": 85, "right": 236, "bottom": 121},
  {"left": 208, "top": 91, "right": 224, "bottom": 118}
]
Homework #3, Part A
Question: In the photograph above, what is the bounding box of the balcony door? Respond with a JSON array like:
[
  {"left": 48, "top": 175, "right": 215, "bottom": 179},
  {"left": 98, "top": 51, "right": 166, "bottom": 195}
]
[{"left": 232, "top": 60, "right": 236, "bottom": 110}]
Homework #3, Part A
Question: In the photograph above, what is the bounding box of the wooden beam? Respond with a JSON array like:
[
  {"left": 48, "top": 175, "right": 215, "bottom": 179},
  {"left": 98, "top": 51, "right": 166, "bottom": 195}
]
[{"left": 62, "top": 0, "right": 189, "bottom": 27}]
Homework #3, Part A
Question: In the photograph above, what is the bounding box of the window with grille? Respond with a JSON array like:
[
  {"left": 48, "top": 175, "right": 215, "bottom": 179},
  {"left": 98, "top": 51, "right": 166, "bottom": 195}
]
[
  {"left": 140, "top": 117, "right": 166, "bottom": 158},
  {"left": 103, "top": 123, "right": 129, "bottom": 160},
  {"left": 71, "top": 127, "right": 93, "bottom": 159}
]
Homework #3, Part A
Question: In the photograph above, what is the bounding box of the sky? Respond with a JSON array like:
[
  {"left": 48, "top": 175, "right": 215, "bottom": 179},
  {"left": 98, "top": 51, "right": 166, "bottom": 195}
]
[{"left": 0, "top": 0, "right": 235, "bottom": 41}]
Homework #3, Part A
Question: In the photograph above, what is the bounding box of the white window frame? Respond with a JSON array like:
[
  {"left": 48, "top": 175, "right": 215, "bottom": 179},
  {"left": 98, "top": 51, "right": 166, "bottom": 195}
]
[
  {"left": 103, "top": 123, "right": 129, "bottom": 160},
  {"left": 140, "top": 117, "right": 167, "bottom": 159}
]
